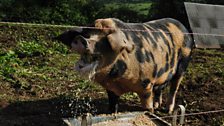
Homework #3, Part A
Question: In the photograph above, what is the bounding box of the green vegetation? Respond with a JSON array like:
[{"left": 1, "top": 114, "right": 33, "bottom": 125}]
[
  {"left": 1, "top": 0, "right": 223, "bottom": 27},
  {"left": 0, "top": 24, "right": 100, "bottom": 102},
  {"left": 184, "top": 49, "right": 224, "bottom": 85},
  {"left": 0, "top": 0, "right": 153, "bottom": 25},
  {"left": 0, "top": 50, "right": 22, "bottom": 82},
  {"left": 0, "top": 39, "right": 70, "bottom": 90},
  {"left": 105, "top": 2, "right": 152, "bottom": 17},
  {"left": 2, "top": 0, "right": 224, "bottom": 30}
]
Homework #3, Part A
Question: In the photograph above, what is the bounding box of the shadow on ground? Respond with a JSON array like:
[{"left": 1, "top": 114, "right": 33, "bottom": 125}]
[{"left": 0, "top": 97, "right": 144, "bottom": 126}]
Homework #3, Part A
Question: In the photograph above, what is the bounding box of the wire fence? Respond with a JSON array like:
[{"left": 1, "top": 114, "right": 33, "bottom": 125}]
[
  {"left": 152, "top": 109, "right": 224, "bottom": 120},
  {"left": 1, "top": 21, "right": 224, "bottom": 38},
  {"left": 1, "top": 21, "right": 224, "bottom": 123}
]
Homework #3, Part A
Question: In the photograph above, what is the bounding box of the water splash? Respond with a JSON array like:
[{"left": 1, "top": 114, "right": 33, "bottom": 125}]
[{"left": 57, "top": 95, "right": 97, "bottom": 118}]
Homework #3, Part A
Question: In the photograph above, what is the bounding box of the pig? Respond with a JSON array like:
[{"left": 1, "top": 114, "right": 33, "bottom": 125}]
[{"left": 55, "top": 18, "right": 194, "bottom": 114}]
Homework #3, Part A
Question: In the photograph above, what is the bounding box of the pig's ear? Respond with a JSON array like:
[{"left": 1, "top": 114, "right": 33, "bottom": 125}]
[
  {"left": 107, "top": 31, "right": 135, "bottom": 53},
  {"left": 54, "top": 27, "right": 82, "bottom": 47},
  {"left": 95, "top": 18, "right": 134, "bottom": 53},
  {"left": 95, "top": 18, "right": 116, "bottom": 34}
]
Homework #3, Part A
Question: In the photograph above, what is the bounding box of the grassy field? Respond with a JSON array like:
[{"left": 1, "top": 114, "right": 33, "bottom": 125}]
[{"left": 0, "top": 23, "right": 223, "bottom": 126}]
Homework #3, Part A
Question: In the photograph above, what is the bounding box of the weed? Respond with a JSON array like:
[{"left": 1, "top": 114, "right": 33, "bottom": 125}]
[
  {"left": 0, "top": 50, "right": 21, "bottom": 82},
  {"left": 15, "top": 41, "right": 47, "bottom": 57},
  {"left": 0, "top": 39, "right": 69, "bottom": 90}
]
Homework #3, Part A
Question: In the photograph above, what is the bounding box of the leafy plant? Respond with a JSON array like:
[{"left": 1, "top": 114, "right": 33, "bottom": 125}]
[
  {"left": 15, "top": 41, "right": 47, "bottom": 57},
  {"left": 0, "top": 40, "right": 60, "bottom": 89},
  {"left": 0, "top": 50, "right": 21, "bottom": 82},
  {"left": 48, "top": 41, "right": 68, "bottom": 55},
  {"left": 14, "top": 40, "right": 68, "bottom": 58}
]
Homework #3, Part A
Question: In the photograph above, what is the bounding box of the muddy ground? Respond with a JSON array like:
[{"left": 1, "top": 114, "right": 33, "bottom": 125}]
[{"left": 0, "top": 25, "right": 223, "bottom": 126}]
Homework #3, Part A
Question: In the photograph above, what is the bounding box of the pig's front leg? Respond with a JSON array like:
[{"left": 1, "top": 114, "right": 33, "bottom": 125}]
[
  {"left": 139, "top": 91, "right": 154, "bottom": 113},
  {"left": 106, "top": 90, "right": 119, "bottom": 113}
]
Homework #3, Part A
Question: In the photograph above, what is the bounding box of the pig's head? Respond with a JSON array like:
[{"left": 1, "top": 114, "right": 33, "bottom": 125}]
[{"left": 55, "top": 19, "right": 135, "bottom": 80}]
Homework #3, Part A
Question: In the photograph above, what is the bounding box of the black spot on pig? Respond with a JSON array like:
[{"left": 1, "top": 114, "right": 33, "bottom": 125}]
[
  {"left": 152, "top": 64, "right": 158, "bottom": 78},
  {"left": 141, "top": 79, "right": 151, "bottom": 89},
  {"left": 157, "top": 63, "right": 170, "bottom": 78},
  {"left": 135, "top": 48, "right": 145, "bottom": 63},
  {"left": 109, "top": 60, "right": 127, "bottom": 78},
  {"left": 145, "top": 51, "right": 151, "bottom": 62}
]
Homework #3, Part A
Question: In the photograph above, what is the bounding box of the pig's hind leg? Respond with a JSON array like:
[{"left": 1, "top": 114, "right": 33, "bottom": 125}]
[{"left": 166, "top": 53, "right": 191, "bottom": 114}]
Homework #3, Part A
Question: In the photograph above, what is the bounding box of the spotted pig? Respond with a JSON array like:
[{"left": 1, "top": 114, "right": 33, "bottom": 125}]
[{"left": 56, "top": 18, "right": 194, "bottom": 114}]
